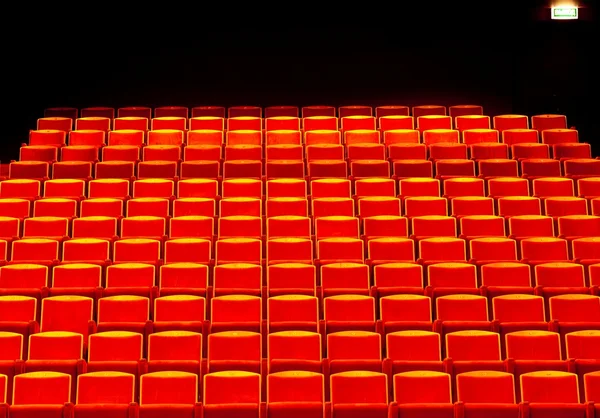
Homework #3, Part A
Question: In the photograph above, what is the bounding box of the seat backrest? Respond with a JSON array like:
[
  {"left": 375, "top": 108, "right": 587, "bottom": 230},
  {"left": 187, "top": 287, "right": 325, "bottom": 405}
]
[
  {"left": 330, "top": 371, "right": 387, "bottom": 405},
  {"left": 321, "top": 263, "right": 369, "bottom": 291},
  {"left": 550, "top": 294, "right": 600, "bottom": 322},
  {"left": 520, "top": 371, "right": 579, "bottom": 403},
  {"left": 141, "top": 371, "right": 198, "bottom": 405},
  {"left": 77, "top": 372, "right": 135, "bottom": 404},
  {"left": 492, "top": 295, "right": 545, "bottom": 322},
  {"left": 268, "top": 295, "right": 318, "bottom": 325},
  {"left": 41, "top": 296, "right": 94, "bottom": 338},
  {"left": 584, "top": 371, "right": 600, "bottom": 402},
  {"left": 113, "top": 238, "right": 161, "bottom": 263},
  {"left": 267, "top": 371, "right": 324, "bottom": 403},
  {"left": 132, "top": 179, "right": 175, "bottom": 199},
  {"left": 508, "top": 215, "right": 554, "bottom": 238},
  {"left": 88, "top": 331, "right": 143, "bottom": 362},
  {"left": 148, "top": 331, "right": 202, "bottom": 362},
  {"left": 446, "top": 331, "right": 501, "bottom": 361},
  {"left": 428, "top": 264, "right": 477, "bottom": 289},
  {"left": 215, "top": 238, "right": 262, "bottom": 265},
  {"left": 214, "top": 263, "right": 262, "bottom": 292},
  {"left": 481, "top": 262, "right": 530, "bottom": 287},
  {"left": 0, "top": 264, "right": 48, "bottom": 288},
  {"left": 314, "top": 216, "right": 359, "bottom": 240},
  {"left": 386, "top": 331, "right": 441, "bottom": 361},
  {"left": 566, "top": 331, "right": 600, "bottom": 360},
  {"left": 88, "top": 179, "right": 130, "bottom": 199},
  {"left": 268, "top": 331, "right": 322, "bottom": 362},
  {"left": 106, "top": 263, "right": 155, "bottom": 288},
  {"left": 520, "top": 237, "right": 568, "bottom": 261},
  {"left": 211, "top": 295, "right": 261, "bottom": 324},
  {"left": 208, "top": 331, "right": 261, "bottom": 362},
  {"left": 324, "top": 295, "right": 375, "bottom": 322},
  {"left": 121, "top": 216, "right": 166, "bottom": 239},
  {"left": 33, "top": 198, "right": 77, "bottom": 218},
  {"left": 456, "top": 371, "right": 515, "bottom": 404},
  {"left": 97, "top": 295, "right": 149, "bottom": 323},
  {"left": 380, "top": 295, "right": 432, "bottom": 323},
  {"left": 53, "top": 263, "right": 102, "bottom": 288},
  {"left": 0, "top": 295, "right": 37, "bottom": 322},
  {"left": 267, "top": 262, "right": 315, "bottom": 290},
  {"left": 535, "top": 263, "right": 585, "bottom": 287},
  {"left": 394, "top": 371, "right": 451, "bottom": 404},
  {"left": 0, "top": 374, "right": 5, "bottom": 404},
  {"left": 0, "top": 332, "right": 23, "bottom": 361},
  {"left": 154, "top": 295, "right": 206, "bottom": 322},
  {"left": 418, "top": 237, "right": 465, "bottom": 261},
  {"left": 44, "top": 179, "right": 86, "bottom": 198},
  {"left": 327, "top": 331, "right": 381, "bottom": 360},
  {"left": 506, "top": 331, "right": 561, "bottom": 360},
  {"left": 23, "top": 216, "right": 68, "bottom": 237},
  {"left": 203, "top": 371, "right": 261, "bottom": 404},
  {"left": 159, "top": 263, "right": 209, "bottom": 290},
  {"left": 13, "top": 371, "right": 71, "bottom": 405},
  {"left": 29, "top": 331, "right": 83, "bottom": 360},
  {"left": 436, "top": 295, "right": 488, "bottom": 321}
]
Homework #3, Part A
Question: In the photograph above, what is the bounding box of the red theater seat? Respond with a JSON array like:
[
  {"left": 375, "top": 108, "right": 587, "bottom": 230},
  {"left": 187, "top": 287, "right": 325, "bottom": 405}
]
[
  {"left": 50, "top": 263, "right": 102, "bottom": 299},
  {"left": 434, "top": 294, "right": 492, "bottom": 338},
  {"left": 96, "top": 295, "right": 150, "bottom": 335},
  {"left": 494, "top": 114, "right": 529, "bottom": 132},
  {"left": 0, "top": 331, "right": 23, "bottom": 404},
  {"left": 38, "top": 116, "right": 73, "bottom": 131},
  {"left": 0, "top": 179, "right": 41, "bottom": 200},
  {"left": 210, "top": 295, "right": 261, "bottom": 333},
  {"left": 323, "top": 295, "right": 376, "bottom": 334},
  {"left": 383, "top": 330, "right": 443, "bottom": 376},
  {"left": 203, "top": 371, "right": 261, "bottom": 418},
  {"left": 140, "top": 371, "right": 201, "bottom": 418},
  {"left": 81, "top": 107, "right": 114, "bottom": 119},
  {"left": 505, "top": 331, "right": 569, "bottom": 402},
  {"left": 40, "top": 296, "right": 95, "bottom": 340},
  {"left": 118, "top": 107, "right": 152, "bottom": 119},
  {"left": 0, "top": 264, "right": 49, "bottom": 303},
  {"left": 393, "top": 371, "right": 455, "bottom": 418},
  {"left": 519, "top": 371, "right": 586, "bottom": 418},
  {"left": 455, "top": 371, "right": 519, "bottom": 418},
  {"left": 0, "top": 295, "right": 38, "bottom": 358},
  {"left": 445, "top": 330, "right": 504, "bottom": 377},
  {"left": 153, "top": 295, "right": 206, "bottom": 334},
  {"left": 267, "top": 295, "right": 318, "bottom": 332},
  {"left": 29, "top": 129, "right": 67, "bottom": 147},
  {"left": 267, "top": 331, "right": 322, "bottom": 374},
  {"left": 114, "top": 117, "right": 148, "bottom": 131},
  {"left": 192, "top": 106, "right": 226, "bottom": 118},
  {"left": 24, "top": 331, "right": 85, "bottom": 401},
  {"left": 159, "top": 263, "right": 209, "bottom": 297},
  {"left": 330, "top": 371, "right": 389, "bottom": 418},
  {"left": 326, "top": 331, "right": 382, "bottom": 374},
  {"left": 147, "top": 330, "right": 202, "bottom": 376},
  {"left": 379, "top": 295, "right": 432, "bottom": 334},
  {"left": 74, "top": 371, "right": 137, "bottom": 418},
  {"left": 207, "top": 331, "right": 261, "bottom": 373},
  {"left": 69, "top": 129, "right": 106, "bottom": 147},
  {"left": 86, "top": 331, "right": 144, "bottom": 377},
  {"left": 492, "top": 294, "right": 548, "bottom": 355},
  {"left": 11, "top": 371, "right": 73, "bottom": 417},
  {"left": 267, "top": 371, "right": 324, "bottom": 418}
]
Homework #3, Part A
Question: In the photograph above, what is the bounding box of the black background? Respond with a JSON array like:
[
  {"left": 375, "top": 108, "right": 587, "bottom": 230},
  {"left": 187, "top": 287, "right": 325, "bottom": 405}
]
[{"left": 1, "top": 1, "right": 597, "bottom": 161}]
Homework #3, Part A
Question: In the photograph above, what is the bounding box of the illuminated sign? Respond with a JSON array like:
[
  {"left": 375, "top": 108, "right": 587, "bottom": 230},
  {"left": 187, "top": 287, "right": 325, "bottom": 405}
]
[{"left": 551, "top": 6, "right": 579, "bottom": 19}]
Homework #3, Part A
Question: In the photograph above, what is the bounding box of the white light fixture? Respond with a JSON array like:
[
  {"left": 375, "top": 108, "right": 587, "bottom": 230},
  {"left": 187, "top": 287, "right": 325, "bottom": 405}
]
[{"left": 551, "top": 6, "right": 579, "bottom": 20}]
